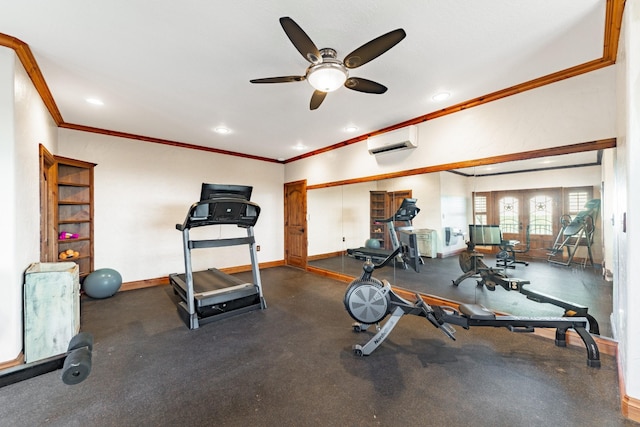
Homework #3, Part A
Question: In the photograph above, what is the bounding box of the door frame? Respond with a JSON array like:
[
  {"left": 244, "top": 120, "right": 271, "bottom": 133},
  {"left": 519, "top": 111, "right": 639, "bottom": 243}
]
[{"left": 39, "top": 144, "right": 56, "bottom": 263}]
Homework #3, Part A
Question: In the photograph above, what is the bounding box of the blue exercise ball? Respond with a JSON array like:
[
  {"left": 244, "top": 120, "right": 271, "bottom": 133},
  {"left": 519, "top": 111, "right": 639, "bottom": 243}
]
[
  {"left": 365, "top": 238, "right": 381, "bottom": 249},
  {"left": 83, "top": 268, "right": 122, "bottom": 299}
]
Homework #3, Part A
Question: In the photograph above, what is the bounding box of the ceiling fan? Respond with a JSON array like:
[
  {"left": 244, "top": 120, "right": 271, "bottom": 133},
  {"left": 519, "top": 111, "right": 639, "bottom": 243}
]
[{"left": 250, "top": 17, "right": 406, "bottom": 110}]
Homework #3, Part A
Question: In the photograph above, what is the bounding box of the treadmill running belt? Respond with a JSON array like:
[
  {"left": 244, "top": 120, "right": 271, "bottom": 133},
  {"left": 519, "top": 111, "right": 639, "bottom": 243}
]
[{"left": 175, "top": 268, "right": 247, "bottom": 295}]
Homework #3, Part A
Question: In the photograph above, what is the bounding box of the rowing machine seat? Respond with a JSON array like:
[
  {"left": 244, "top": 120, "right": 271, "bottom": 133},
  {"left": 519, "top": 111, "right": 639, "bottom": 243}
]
[{"left": 458, "top": 304, "right": 496, "bottom": 320}]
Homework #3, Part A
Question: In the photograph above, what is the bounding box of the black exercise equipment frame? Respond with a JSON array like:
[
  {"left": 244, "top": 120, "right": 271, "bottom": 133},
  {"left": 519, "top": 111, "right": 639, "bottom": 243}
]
[
  {"left": 169, "top": 196, "right": 266, "bottom": 330},
  {"left": 344, "top": 248, "right": 600, "bottom": 367},
  {"left": 496, "top": 224, "right": 530, "bottom": 268},
  {"left": 452, "top": 244, "right": 600, "bottom": 335},
  {"left": 0, "top": 332, "right": 93, "bottom": 388},
  {"left": 347, "top": 198, "right": 422, "bottom": 269}
]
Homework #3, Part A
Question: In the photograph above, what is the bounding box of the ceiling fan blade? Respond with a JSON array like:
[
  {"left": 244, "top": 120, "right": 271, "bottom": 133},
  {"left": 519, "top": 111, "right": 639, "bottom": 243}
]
[
  {"left": 343, "top": 28, "right": 406, "bottom": 69},
  {"left": 310, "top": 90, "right": 327, "bottom": 110},
  {"left": 344, "top": 78, "right": 387, "bottom": 94},
  {"left": 250, "top": 76, "right": 306, "bottom": 84},
  {"left": 279, "top": 17, "right": 321, "bottom": 63}
]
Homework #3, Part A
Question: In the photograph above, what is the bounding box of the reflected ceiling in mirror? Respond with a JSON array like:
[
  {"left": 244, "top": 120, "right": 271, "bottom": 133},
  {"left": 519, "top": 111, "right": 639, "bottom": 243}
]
[{"left": 450, "top": 150, "right": 601, "bottom": 177}]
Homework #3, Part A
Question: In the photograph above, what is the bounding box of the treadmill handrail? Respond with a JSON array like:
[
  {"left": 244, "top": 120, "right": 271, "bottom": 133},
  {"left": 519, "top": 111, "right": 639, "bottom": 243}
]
[{"left": 189, "top": 236, "right": 255, "bottom": 250}]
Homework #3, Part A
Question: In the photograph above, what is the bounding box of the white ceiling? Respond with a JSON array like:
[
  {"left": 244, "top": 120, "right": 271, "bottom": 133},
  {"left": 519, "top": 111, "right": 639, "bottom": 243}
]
[{"left": 1, "top": 1, "right": 606, "bottom": 162}]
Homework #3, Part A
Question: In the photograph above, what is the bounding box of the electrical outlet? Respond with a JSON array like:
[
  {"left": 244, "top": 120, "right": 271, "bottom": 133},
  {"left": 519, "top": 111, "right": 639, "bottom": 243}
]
[{"left": 256, "top": 245, "right": 261, "bottom": 251}]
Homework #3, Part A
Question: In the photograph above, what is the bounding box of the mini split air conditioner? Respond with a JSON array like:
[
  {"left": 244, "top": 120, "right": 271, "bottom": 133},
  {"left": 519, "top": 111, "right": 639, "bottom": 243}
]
[{"left": 367, "top": 125, "right": 418, "bottom": 155}]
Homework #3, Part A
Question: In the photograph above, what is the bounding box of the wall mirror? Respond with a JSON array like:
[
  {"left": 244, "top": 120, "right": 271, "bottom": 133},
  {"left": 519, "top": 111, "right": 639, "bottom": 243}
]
[{"left": 307, "top": 147, "right": 615, "bottom": 338}]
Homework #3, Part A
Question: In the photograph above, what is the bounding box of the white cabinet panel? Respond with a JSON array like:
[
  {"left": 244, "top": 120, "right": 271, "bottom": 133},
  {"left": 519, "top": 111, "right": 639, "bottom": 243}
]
[
  {"left": 415, "top": 229, "right": 437, "bottom": 258},
  {"left": 24, "top": 262, "right": 80, "bottom": 362}
]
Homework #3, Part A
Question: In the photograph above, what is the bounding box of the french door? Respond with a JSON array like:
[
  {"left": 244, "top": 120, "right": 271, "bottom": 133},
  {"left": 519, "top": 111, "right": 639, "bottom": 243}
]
[
  {"left": 475, "top": 189, "right": 563, "bottom": 258},
  {"left": 495, "top": 189, "right": 561, "bottom": 256}
]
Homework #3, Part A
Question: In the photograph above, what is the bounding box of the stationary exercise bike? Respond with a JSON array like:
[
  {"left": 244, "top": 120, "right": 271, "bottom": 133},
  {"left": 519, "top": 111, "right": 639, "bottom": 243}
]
[{"left": 343, "top": 247, "right": 601, "bottom": 367}]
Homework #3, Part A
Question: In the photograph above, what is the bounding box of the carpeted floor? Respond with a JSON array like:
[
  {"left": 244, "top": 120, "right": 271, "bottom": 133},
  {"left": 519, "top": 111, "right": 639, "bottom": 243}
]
[{"left": 0, "top": 266, "right": 635, "bottom": 426}]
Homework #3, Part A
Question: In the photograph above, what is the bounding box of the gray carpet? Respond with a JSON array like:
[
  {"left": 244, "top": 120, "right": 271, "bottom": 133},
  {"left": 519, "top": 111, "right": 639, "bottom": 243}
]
[{"left": 0, "top": 267, "right": 634, "bottom": 426}]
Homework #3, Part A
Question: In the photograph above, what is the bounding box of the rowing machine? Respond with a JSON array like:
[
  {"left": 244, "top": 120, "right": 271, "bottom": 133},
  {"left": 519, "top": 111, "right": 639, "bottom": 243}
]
[{"left": 344, "top": 249, "right": 600, "bottom": 367}]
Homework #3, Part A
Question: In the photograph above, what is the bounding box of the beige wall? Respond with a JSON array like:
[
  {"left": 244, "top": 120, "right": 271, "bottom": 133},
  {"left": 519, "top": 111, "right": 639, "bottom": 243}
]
[
  {"left": 57, "top": 129, "right": 285, "bottom": 283},
  {"left": 1, "top": 47, "right": 58, "bottom": 362}
]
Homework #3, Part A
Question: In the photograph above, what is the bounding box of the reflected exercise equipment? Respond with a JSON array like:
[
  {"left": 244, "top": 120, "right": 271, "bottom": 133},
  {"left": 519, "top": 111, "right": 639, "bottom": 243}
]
[
  {"left": 452, "top": 225, "right": 508, "bottom": 286},
  {"left": 453, "top": 225, "right": 600, "bottom": 334},
  {"left": 169, "top": 184, "right": 266, "bottom": 329},
  {"left": 347, "top": 198, "right": 422, "bottom": 269},
  {"left": 496, "top": 225, "right": 530, "bottom": 268},
  {"left": 547, "top": 199, "right": 600, "bottom": 267},
  {"left": 344, "top": 246, "right": 600, "bottom": 367}
]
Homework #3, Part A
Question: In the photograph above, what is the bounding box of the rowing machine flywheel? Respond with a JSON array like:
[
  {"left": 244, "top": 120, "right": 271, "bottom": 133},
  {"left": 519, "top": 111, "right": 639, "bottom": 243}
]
[{"left": 344, "top": 278, "right": 390, "bottom": 324}]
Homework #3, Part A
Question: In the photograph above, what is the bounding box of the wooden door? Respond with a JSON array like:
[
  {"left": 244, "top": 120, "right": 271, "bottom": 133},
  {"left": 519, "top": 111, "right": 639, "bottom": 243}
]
[
  {"left": 386, "top": 190, "right": 412, "bottom": 217},
  {"left": 284, "top": 180, "right": 307, "bottom": 269}
]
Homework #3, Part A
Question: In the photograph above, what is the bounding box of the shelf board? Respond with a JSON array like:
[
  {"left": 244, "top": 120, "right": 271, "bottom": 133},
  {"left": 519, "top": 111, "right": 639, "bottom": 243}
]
[
  {"left": 58, "top": 201, "right": 90, "bottom": 205},
  {"left": 58, "top": 237, "right": 91, "bottom": 243},
  {"left": 57, "top": 255, "right": 89, "bottom": 262},
  {"left": 58, "top": 181, "right": 90, "bottom": 187}
]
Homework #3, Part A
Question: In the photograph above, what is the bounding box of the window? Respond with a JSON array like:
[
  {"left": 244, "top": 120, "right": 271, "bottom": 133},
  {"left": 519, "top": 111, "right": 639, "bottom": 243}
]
[
  {"left": 474, "top": 194, "right": 488, "bottom": 225},
  {"left": 499, "top": 196, "right": 519, "bottom": 233},
  {"left": 529, "top": 195, "right": 553, "bottom": 235},
  {"left": 567, "top": 190, "right": 591, "bottom": 215}
]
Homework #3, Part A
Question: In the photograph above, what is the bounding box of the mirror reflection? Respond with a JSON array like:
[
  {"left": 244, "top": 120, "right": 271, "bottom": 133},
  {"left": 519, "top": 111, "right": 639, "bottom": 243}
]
[{"left": 308, "top": 149, "right": 614, "bottom": 337}]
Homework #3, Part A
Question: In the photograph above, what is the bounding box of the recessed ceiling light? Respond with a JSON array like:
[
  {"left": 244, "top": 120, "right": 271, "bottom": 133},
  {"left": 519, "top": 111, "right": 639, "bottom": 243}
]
[
  {"left": 344, "top": 125, "right": 359, "bottom": 133},
  {"left": 86, "top": 98, "right": 104, "bottom": 106},
  {"left": 431, "top": 92, "right": 450, "bottom": 102},
  {"left": 293, "top": 143, "right": 307, "bottom": 151},
  {"left": 213, "top": 126, "right": 231, "bottom": 134}
]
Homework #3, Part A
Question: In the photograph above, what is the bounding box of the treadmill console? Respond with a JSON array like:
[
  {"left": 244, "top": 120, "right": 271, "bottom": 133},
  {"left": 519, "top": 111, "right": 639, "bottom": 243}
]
[
  {"left": 184, "top": 198, "right": 260, "bottom": 229},
  {"left": 200, "top": 183, "right": 253, "bottom": 201},
  {"left": 195, "top": 183, "right": 253, "bottom": 218}
]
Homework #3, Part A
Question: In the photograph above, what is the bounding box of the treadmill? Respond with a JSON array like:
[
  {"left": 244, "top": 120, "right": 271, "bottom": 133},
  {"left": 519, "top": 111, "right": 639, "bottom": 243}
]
[
  {"left": 169, "top": 184, "right": 266, "bottom": 329},
  {"left": 347, "top": 198, "right": 421, "bottom": 267}
]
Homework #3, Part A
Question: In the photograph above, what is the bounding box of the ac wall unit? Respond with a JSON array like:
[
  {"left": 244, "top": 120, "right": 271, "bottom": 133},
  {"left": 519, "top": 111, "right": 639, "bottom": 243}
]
[{"left": 367, "top": 125, "right": 418, "bottom": 155}]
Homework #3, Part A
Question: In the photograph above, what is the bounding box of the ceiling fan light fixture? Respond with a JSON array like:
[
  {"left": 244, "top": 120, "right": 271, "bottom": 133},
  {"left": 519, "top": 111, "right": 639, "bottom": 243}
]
[{"left": 307, "top": 63, "right": 348, "bottom": 92}]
